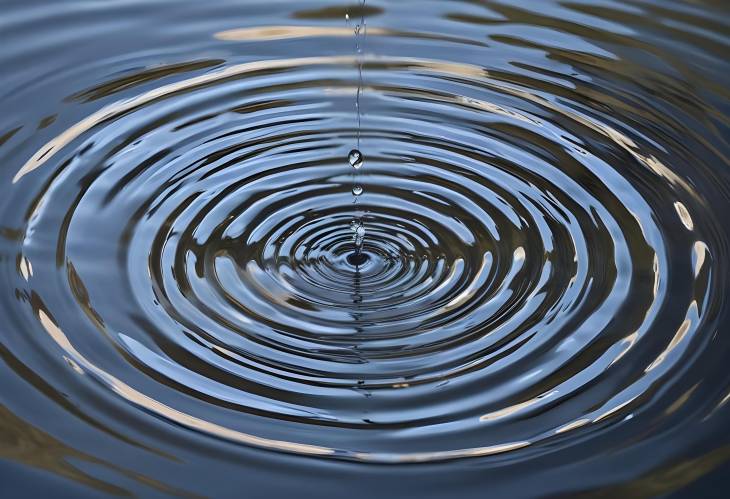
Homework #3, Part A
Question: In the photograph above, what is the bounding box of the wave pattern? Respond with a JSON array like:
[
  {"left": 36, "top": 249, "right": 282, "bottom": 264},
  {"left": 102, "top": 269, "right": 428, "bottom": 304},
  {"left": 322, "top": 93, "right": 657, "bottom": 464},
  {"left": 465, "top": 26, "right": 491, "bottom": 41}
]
[{"left": 0, "top": 0, "right": 729, "bottom": 497}]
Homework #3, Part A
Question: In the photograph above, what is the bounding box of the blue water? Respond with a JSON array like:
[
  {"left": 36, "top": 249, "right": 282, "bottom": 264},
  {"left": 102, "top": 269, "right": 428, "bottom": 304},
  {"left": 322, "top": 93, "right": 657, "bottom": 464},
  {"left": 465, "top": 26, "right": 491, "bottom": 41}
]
[{"left": 0, "top": 1, "right": 729, "bottom": 497}]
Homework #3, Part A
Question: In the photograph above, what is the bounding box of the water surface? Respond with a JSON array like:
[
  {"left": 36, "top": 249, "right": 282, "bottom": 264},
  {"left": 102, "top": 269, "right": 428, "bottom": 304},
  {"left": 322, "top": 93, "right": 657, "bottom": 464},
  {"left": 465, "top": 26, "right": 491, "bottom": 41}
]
[{"left": 1, "top": 0, "right": 730, "bottom": 497}]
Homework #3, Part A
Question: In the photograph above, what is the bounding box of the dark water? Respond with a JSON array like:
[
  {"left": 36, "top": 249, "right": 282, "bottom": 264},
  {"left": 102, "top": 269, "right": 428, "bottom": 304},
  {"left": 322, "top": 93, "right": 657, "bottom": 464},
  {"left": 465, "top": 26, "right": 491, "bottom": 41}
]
[{"left": 1, "top": 1, "right": 730, "bottom": 497}]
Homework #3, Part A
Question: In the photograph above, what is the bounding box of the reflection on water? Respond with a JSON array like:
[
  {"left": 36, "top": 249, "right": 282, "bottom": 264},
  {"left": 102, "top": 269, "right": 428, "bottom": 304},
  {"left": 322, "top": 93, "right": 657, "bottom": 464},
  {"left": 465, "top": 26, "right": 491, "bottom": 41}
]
[{"left": 0, "top": 0, "right": 729, "bottom": 497}]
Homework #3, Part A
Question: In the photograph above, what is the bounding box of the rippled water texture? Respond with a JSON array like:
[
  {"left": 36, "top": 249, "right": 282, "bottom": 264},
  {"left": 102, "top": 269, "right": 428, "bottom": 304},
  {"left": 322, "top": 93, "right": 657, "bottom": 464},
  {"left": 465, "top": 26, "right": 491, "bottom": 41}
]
[{"left": 1, "top": 1, "right": 730, "bottom": 497}]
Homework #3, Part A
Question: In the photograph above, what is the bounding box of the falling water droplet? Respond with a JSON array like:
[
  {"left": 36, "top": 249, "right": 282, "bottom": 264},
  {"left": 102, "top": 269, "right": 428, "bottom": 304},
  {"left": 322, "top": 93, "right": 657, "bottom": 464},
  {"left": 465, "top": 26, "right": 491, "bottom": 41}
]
[
  {"left": 345, "top": 13, "right": 349, "bottom": 21},
  {"left": 349, "top": 149, "right": 363, "bottom": 169},
  {"left": 352, "top": 185, "right": 363, "bottom": 196}
]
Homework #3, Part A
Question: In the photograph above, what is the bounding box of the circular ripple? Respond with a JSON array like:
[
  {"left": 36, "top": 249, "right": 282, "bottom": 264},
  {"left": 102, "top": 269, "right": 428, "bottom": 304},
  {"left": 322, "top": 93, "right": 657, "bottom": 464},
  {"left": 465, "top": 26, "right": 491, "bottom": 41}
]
[{"left": 8, "top": 51, "right": 728, "bottom": 467}]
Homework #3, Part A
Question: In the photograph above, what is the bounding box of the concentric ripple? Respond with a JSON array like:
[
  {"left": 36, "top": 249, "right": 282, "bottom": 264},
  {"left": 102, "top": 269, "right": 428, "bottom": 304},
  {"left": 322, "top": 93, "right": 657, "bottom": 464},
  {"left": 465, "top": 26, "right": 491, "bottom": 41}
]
[{"left": 1, "top": 0, "right": 729, "bottom": 496}]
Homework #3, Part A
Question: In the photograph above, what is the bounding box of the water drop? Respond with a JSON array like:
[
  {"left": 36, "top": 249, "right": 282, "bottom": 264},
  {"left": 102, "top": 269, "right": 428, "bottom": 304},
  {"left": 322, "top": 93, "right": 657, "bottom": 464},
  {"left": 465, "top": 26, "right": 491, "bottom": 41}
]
[
  {"left": 349, "top": 149, "right": 363, "bottom": 169},
  {"left": 352, "top": 185, "right": 363, "bottom": 196}
]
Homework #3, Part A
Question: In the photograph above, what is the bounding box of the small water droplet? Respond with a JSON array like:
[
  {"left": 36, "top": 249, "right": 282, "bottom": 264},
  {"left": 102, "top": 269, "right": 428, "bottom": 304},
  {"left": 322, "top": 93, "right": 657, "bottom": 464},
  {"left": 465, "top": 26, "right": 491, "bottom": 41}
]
[
  {"left": 345, "top": 13, "right": 349, "bottom": 21},
  {"left": 352, "top": 185, "right": 363, "bottom": 196},
  {"left": 348, "top": 149, "right": 363, "bottom": 169}
]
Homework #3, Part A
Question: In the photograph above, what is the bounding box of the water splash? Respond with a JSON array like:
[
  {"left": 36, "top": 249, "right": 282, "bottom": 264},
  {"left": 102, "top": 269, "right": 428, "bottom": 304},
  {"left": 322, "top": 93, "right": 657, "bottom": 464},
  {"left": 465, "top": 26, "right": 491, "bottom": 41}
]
[{"left": 347, "top": 219, "right": 367, "bottom": 266}]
